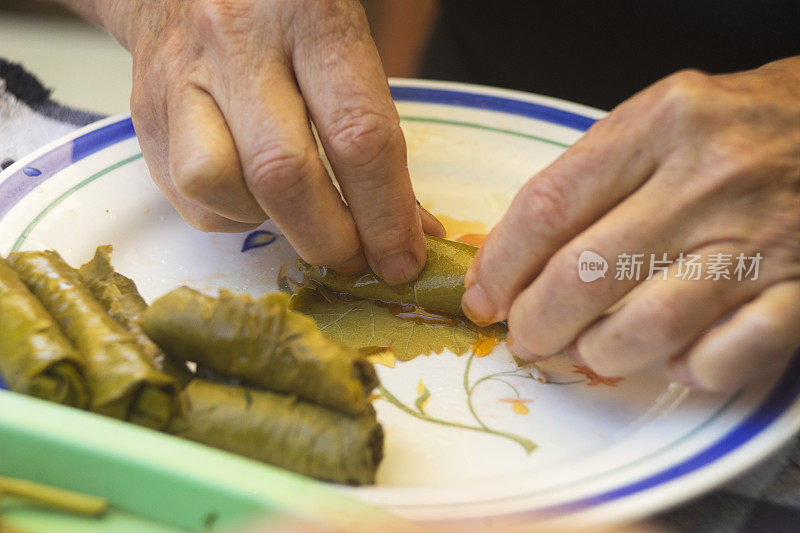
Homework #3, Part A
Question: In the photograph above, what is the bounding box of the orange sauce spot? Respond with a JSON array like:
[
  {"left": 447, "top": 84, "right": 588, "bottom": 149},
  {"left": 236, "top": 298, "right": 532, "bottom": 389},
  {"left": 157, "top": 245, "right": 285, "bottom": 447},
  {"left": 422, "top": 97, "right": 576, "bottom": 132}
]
[
  {"left": 472, "top": 333, "right": 500, "bottom": 357},
  {"left": 423, "top": 210, "right": 488, "bottom": 240}
]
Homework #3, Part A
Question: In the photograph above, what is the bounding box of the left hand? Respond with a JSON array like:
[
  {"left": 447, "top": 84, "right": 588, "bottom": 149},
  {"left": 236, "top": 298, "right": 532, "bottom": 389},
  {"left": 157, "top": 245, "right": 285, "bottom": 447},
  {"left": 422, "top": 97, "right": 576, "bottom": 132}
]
[{"left": 462, "top": 56, "right": 800, "bottom": 392}]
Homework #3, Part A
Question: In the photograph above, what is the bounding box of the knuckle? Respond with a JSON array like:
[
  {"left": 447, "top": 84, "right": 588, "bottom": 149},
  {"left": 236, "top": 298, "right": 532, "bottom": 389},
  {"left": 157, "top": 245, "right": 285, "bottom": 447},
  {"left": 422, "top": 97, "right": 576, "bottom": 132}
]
[
  {"left": 515, "top": 174, "right": 572, "bottom": 236},
  {"left": 291, "top": 0, "right": 369, "bottom": 45},
  {"left": 244, "top": 146, "right": 312, "bottom": 199},
  {"left": 655, "top": 69, "right": 711, "bottom": 122},
  {"left": 549, "top": 245, "right": 615, "bottom": 301},
  {"left": 640, "top": 293, "right": 686, "bottom": 343},
  {"left": 660, "top": 68, "right": 709, "bottom": 97},
  {"left": 326, "top": 110, "right": 400, "bottom": 169},
  {"left": 193, "top": 0, "right": 252, "bottom": 35},
  {"left": 664, "top": 68, "right": 708, "bottom": 88},
  {"left": 171, "top": 152, "right": 233, "bottom": 202}
]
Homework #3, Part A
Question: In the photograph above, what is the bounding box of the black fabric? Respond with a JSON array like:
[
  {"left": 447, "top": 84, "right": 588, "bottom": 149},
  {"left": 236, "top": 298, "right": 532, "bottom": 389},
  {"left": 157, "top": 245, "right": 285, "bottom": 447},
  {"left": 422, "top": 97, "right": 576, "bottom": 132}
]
[
  {"left": 0, "top": 58, "right": 103, "bottom": 128},
  {"left": 741, "top": 500, "right": 800, "bottom": 533},
  {"left": 421, "top": 1, "right": 800, "bottom": 110},
  {"left": 0, "top": 57, "right": 105, "bottom": 169},
  {"left": 0, "top": 58, "right": 51, "bottom": 105}
]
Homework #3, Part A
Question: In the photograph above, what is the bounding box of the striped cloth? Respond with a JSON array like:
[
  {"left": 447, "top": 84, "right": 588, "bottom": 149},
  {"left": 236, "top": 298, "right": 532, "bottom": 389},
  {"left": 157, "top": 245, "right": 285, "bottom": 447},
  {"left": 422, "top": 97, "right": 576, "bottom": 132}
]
[
  {"left": 656, "top": 439, "right": 800, "bottom": 532},
  {"left": 0, "top": 58, "right": 102, "bottom": 169},
  {"left": 1, "top": 58, "right": 798, "bottom": 533}
]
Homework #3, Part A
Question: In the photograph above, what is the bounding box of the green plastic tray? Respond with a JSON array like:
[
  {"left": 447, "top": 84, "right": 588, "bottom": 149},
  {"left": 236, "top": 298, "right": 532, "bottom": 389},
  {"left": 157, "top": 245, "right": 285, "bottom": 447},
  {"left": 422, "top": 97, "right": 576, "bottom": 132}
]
[{"left": 0, "top": 390, "right": 399, "bottom": 532}]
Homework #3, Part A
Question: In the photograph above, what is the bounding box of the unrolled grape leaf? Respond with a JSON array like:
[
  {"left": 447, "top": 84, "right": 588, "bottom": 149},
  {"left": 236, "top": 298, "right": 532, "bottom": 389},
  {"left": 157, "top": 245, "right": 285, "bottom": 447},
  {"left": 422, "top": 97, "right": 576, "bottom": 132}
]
[{"left": 288, "top": 286, "right": 505, "bottom": 361}]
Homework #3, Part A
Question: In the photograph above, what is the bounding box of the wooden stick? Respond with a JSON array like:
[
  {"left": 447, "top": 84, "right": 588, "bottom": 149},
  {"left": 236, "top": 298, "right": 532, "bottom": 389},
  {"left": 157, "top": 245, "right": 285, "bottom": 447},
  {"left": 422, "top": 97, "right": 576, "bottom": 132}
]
[{"left": 0, "top": 476, "right": 108, "bottom": 517}]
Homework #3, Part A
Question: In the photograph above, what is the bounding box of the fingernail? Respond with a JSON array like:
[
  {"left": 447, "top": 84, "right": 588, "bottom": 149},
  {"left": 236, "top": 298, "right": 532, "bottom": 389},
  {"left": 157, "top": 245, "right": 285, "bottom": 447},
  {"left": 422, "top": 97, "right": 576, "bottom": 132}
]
[
  {"left": 417, "top": 203, "right": 446, "bottom": 238},
  {"left": 376, "top": 251, "right": 421, "bottom": 286},
  {"left": 462, "top": 283, "right": 499, "bottom": 326}
]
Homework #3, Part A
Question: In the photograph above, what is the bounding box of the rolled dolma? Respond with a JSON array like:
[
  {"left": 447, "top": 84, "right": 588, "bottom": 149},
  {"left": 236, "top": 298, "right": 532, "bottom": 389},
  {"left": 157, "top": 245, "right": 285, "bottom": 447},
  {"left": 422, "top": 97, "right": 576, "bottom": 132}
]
[
  {"left": 171, "top": 379, "right": 383, "bottom": 485},
  {"left": 139, "top": 287, "right": 378, "bottom": 415},
  {"left": 298, "top": 236, "right": 476, "bottom": 316},
  {"left": 78, "top": 246, "right": 192, "bottom": 385},
  {"left": 0, "top": 258, "right": 89, "bottom": 408},
  {"left": 8, "top": 251, "right": 179, "bottom": 429}
]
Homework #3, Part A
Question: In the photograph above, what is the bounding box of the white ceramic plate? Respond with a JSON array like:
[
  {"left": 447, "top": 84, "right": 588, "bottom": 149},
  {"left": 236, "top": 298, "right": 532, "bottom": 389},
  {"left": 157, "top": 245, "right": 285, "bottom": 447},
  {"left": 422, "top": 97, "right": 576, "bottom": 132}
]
[{"left": 1, "top": 79, "right": 798, "bottom": 530}]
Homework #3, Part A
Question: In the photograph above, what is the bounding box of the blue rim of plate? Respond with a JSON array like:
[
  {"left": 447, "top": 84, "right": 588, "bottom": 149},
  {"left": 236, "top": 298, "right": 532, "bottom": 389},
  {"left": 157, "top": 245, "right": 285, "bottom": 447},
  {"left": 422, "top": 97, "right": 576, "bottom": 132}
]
[{"left": 0, "top": 82, "right": 798, "bottom": 520}]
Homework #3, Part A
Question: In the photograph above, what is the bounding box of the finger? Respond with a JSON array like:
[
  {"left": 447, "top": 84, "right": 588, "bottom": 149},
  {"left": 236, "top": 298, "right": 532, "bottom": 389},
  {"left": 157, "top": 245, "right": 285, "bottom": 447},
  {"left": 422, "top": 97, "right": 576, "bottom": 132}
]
[
  {"left": 668, "top": 281, "right": 800, "bottom": 392},
  {"left": 290, "top": 2, "right": 426, "bottom": 284},
  {"left": 461, "top": 70, "right": 711, "bottom": 326},
  {"left": 418, "top": 203, "right": 446, "bottom": 238},
  {"left": 505, "top": 172, "right": 690, "bottom": 354},
  {"left": 461, "top": 100, "right": 658, "bottom": 325},
  {"left": 167, "top": 84, "right": 266, "bottom": 224},
  {"left": 216, "top": 60, "right": 366, "bottom": 273},
  {"left": 503, "top": 117, "right": 800, "bottom": 358},
  {"left": 130, "top": 77, "right": 257, "bottom": 233},
  {"left": 569, "top": 246, "right": 764, "bottom": 377}
]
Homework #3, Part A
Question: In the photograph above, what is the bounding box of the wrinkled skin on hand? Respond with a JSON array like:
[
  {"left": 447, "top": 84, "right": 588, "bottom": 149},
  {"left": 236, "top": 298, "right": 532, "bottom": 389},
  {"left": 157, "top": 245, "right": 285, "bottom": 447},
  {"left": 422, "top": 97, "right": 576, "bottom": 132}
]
[
  {"left": 463, "top": 57, "right": 800, "bottom": 392},
  {"left": 74, "top": 0, "right": 444, "bottom": 285}
]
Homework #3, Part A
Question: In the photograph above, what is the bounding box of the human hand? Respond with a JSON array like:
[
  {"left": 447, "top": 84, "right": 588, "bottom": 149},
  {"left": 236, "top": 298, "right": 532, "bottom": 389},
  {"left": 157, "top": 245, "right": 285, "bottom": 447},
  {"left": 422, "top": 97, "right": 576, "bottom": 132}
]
[
  {"left": 462, "top": 57, "right": 800, "bottom": 391},
  {"left": 64, "top": 0, "right": 444, "bottom": 284}
]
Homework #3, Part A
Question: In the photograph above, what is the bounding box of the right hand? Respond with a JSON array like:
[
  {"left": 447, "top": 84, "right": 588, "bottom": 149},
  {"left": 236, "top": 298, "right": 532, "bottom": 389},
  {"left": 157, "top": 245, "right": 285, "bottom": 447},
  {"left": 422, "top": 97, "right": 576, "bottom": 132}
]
[{"left": 88, "top": 0, "right": 444, "bottom": 284}]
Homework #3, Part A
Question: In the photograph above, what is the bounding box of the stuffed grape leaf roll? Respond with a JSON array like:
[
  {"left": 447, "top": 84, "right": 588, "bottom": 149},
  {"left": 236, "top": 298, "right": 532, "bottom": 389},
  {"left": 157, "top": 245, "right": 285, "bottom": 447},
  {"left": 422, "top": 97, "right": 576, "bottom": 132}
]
[
  {"left": 139, "top": 287, "right": 378, "bottom": 415},
  {"left": 0, "top": 258, "right": 89, "bottom": 408},
  {"left": 171, "top": 379, "right": 383, "bottom": 484},
  {"left": 8, "top": 250, "right": 179, "bottom": 429},
  {"left": 78, "top": 246, "right": 192, "bottom": 385},
  {"left": 298, "top": 236, "right": 476, "bottom": 316}
]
